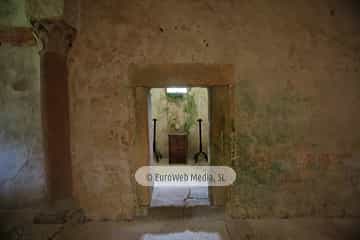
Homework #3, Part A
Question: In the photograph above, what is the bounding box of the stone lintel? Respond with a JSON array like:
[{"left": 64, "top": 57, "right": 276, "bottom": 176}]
[{"left": 129, "top": 64, "right": 234, "bottom": 87}]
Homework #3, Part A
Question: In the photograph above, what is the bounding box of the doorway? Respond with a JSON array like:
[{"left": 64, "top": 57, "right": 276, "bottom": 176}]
[
  {"left": 130, "top": 63, "right": 234, "bottom": 213},
  {"left": 149, "top": 87, "right": 210, "bottom": 207}
]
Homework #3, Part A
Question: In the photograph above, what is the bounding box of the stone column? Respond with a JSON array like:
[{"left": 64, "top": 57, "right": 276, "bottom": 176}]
[{"left": 33, "top": 20, "right": 76, "bottom": 203}]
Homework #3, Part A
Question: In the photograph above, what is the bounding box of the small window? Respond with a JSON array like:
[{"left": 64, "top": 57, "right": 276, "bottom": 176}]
[{"left": 166, "top": 87, "right": 188, "bottom": 95}]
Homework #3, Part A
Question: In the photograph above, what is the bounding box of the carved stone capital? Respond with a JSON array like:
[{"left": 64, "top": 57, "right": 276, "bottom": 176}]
[{"left": 32, "top": 20, "right": 76, "bottom": 55}]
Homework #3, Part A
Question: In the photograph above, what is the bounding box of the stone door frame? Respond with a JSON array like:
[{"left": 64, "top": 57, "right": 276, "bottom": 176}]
[{"left": 129, "top": 64, "right": 234, "bottom": 211}]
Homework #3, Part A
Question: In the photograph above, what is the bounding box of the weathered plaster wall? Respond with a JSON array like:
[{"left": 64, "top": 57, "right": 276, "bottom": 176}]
[
  {"left": 150, "top": 88, "right": 209, "bottom": 160},
  {"left": 68, "top": 0, "right": 360, "bottom": 219},
  {"left": 0, "top": 0, "right": 48, "bottom": 209},
  {"left": 0, "top": 0, "right": 66, "bottom": 27},
  {"left": 26, "top": 0, "right": 63, "bottom": 21},
  {"left": 0, "top": 46, "right": 46, "bottom": 208},
  {"left": 0, "top": 0, "right": 29, "bottom": 26}
]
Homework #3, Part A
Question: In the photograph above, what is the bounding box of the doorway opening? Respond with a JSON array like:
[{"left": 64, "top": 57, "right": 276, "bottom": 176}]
[
  {"left": 149, "top": 87, "right": 210, "bottom": 207},
  {"left": 131, "top": 63, "right": 233, "bottom": 211}
]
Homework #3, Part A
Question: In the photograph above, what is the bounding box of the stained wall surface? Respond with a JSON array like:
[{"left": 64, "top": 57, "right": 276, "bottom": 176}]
[
  {"left": 0, "top": 0, "right": 48, "bottom": 209},
  {"left": 0, "top": 0, "right": 29, "bottom": 27},
  {"left": 0, "top": 46, "right": 45, "bottom": 208},
  {"left": 67, "top": 0, "right": 360, "bottom": 219}
]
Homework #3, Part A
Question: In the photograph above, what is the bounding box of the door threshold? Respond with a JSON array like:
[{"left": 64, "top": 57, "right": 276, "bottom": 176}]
[{"left": 138, "top": 206, "right": 225, "bottom": 220}]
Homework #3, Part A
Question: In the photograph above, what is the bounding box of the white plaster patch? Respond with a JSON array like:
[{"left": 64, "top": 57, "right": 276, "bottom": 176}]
[{"left": 142, "top": 231, "right": 222, "bottom": 240}]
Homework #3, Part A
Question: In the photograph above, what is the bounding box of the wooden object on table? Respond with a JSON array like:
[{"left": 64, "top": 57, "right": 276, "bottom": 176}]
[{"left": 168, "top": 133, "right": 187, "bottom": 164}]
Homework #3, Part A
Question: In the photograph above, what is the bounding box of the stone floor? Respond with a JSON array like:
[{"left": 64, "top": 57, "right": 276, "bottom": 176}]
[
  {"left": 44, "top": 218, "right": 360, "bottom": 240},
  {"left": 153, "top": 157, "right": 209, "bottom": 166},
  {"left": 151, "top": 158, "right": 210, "bottom": 207},
  {"left": 151, "top": 186, "right": 209, "bottom": 207},
  {"left": 2, "top": 208, "right": 360, "bottom": 240}
]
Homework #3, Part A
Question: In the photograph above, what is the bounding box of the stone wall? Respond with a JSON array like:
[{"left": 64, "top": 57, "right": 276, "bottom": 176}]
[
  {"left": 68, "top": 0, "right": 360, "bottom": 219},
  {"left": 150, "top": 87, "right": 209, "bottom": 160},
  {"left": 0, "top": 46, "right": 45, "bottom": 208},
  {"left": 26, "top": 0, "right": 63, "bottom": 21},
  {"left": 0, "top": 0, "right": 29, "bottom": 27},
  {"left": 0, "top": 0, "right": 47, "bottom": 209}
]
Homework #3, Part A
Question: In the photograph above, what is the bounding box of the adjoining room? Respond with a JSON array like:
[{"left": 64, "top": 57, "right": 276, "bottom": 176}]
[{"left": 149, "top": 87, "right": 210, "bottom": 207}]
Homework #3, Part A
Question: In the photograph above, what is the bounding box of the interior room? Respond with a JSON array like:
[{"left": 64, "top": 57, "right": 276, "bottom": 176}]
[
  {"left": 149, "top": 87, "right": 210, "bottom": 207},
  {"left": 1, "top": 1, "right": 360, "bottom": 239}
]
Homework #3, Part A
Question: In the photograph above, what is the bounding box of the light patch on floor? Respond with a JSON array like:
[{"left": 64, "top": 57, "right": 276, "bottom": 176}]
[
  {"left": 151, "top": 158, "right": 210, "bottom": 207},
  {"left": 151, "top": 186, "right": 209, "bottom": 207},
  {"left": 141, "top": 230, "right": 222, "bottom": 240}
]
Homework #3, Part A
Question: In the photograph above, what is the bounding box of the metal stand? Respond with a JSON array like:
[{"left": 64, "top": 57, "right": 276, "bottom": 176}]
[
  {"left": 152, "top": 118, "right": 162, "bottom": 162},
  {"left": 194, "top": 119, "right": 208, "bottom": 163}
]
